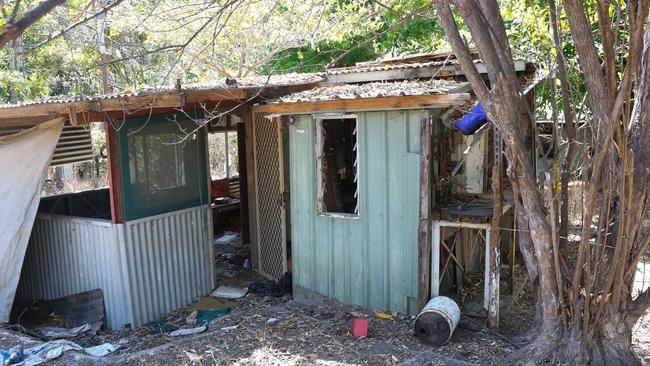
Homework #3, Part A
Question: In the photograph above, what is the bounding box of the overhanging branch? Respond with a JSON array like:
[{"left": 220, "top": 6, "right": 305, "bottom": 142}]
[
  {"left": 28, "top": 0, "right": 125, "bottom": 50},
  {"left": 0, "top": 0, "right": 65, "bottom": 49}
]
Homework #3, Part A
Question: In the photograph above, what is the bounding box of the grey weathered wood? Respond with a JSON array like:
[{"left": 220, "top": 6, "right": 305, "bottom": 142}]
[
  {"left": 488, "top": 130, "right": 502, "bottom": 329},
  {"left": 242, "top": 108, "right": 260, "bottom": 269},
  {"left": 417, "top": 115, "right": 432, "bottom": 310}
]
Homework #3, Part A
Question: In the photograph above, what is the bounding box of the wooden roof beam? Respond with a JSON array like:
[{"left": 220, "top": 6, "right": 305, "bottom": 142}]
[
  {"left": 253, "top": 93, "right": 471, "bottom": 114},
  {"left": 0, "top": 88, "right": 249, "bottom": 124}
]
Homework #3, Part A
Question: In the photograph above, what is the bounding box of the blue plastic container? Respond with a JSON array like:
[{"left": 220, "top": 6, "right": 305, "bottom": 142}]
[{"left": 454, "top": 103, "right": 488, "bottom": 135}]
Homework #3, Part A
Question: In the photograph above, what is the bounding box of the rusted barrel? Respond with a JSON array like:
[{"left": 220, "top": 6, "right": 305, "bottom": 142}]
[{"left": 415, "top": 296, "right": 461, "bottom": 346}]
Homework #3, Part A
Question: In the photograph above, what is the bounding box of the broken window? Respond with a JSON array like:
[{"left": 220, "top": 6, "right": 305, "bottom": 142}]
[{"left": 316, "top": 117, "right": 358, "bottom": 216}]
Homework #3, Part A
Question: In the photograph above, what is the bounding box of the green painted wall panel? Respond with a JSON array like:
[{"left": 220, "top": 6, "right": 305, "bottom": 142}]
[{"left": 289, "top": 110, "right": 426, "bottom": 315}]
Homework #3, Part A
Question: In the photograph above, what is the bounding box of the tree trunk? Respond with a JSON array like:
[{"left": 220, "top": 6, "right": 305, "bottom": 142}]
[
  {"left": 8, "top": 35, "right": 23, "bottom": 103},
  {"left": 507, "top": 309, "right": 638, "bottom": 365},
  {"left": 95, "top": 0, "right": 112, "bottom": 93},
  {"left": 435, "top": 0, "right": 650, "bottom": 363}
]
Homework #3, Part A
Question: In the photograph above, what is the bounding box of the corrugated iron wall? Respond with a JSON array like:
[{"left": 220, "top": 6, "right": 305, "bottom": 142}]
[
  {"left": 118, "top": 205, "right": 214, "bottom": 327},
  {"left": 16, "top": 215, "right": 129, "bottom": 329},
  {"left": 290, "top": 110, "right": 425, "bottom": 315},
  {"left": 18, "top": 205, "right": 214, "bottom": 329},
  {"left": 0, "top": 125, "right": 94, "bottom": 166}
]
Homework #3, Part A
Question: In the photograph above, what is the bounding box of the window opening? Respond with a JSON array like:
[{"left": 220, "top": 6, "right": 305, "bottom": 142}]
[
  {"left": 317, "top": 117, "right": 358, "bottom": 216},
  {"left": 118, "top": 115, "right": 208, "bottom": 221},
  {"left": 208, "top": 131, "right": 239, "bottom": 180},
  {"left": 128, "top": 133, "right": 187, "bottom": 193}
]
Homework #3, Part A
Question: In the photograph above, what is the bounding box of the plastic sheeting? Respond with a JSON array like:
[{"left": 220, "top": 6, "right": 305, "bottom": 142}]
[
  {"left": 454, "top": 103, "right": 488, "bottom": 135},
  {"left": 1, "top": 339, "right": 117, "bottom": 365},
  {"left": 0, "top": 118, "right": 64, "bottom": 322}
]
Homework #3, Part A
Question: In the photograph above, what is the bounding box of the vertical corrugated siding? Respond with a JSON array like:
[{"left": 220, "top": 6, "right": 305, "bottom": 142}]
[
  {"left": 18, "top": 205, "right": 214, "bottom": 330},
  {"left": 16, "top": 215, "right": 128, "bottom": 329},
  {"left": 119, "top": 205, "right": 214, "bottom": 327},
  {"left": 290, "top": 110, "right": 423, "bottom": 315}
]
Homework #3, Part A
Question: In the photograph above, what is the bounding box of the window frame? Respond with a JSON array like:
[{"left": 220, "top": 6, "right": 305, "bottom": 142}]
[
  {"left": 314, "top": 114, "right": 360, "bottom": 219},
  {"left": 207, "top": 129, "right": 239, "bottom": 181}
]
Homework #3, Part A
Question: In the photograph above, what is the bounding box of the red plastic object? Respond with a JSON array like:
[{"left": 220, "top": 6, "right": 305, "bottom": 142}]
[{"left": 352, "top": 318, "right": 368, "bottom": 337}]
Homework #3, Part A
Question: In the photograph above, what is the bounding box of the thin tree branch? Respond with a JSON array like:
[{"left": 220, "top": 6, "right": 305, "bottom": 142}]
[
  {"left": 433, "top": 1, "right": 489, "bottom": 102},
  {"left": 28, "top": 0, "right": 125, "bottom": 50},
  {"left": 0, "top": 0, "right": 65, "bottom": 49},
  {"left": 10, "top": 0, "right": 22, "bottom": 22}
]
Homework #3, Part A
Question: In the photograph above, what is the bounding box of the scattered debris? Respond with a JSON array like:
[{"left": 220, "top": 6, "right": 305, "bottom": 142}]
[
  {"left": 248, "top": 272, "right": 292, "bottom": 297},
  {"left": 183, "top": 350, "right": 202, "bottom": 363},
  {"left": 0, "top": 348, "right": 20, "bottom": 365},
  {"left": 461, "top": 315, "right": 521, "bottom": 349},
  {"left": 84, "top": 343, "right": 118, "bottom": 357},
  {"left": 374, "top": 311, "right": 393, "bottom": 319},
  {"left": 352, "top": 318, "right": 368, "bottom": 337},
  {"left": 213, "top": 197, "right": 236, "bottom": 205},
  {"left": 415, "top": 296, "right": 461, "bottom": 347},
  {"left": 151, "top": 321, "right": 173, "bottom": 334},
  {"left": 39, "top": 324, "right": 91, "bottom": 339},
  {"left": 185, "top": 311, "right": 197, "bottom": 326},
  {"left": 0, "top": 283, "right": 546, "bottom": 365},
  {"left": 195, "top": 308, "right": 231, "bottom": 327},
  {"left": 12, "top": 289, "right": 105, "bottom": 333},
  {"left": 219, "top": 325, "right": 239, "bottom": 332},
  {"left": 0, "top": 339, "right": 117, "bottom": 365},
  {"left": 266, "top": 317, "right": 279, "bottom": 325},
  {"left": 215, "top": 232, "right": 239, "bottom": 245},
  {"left": 211, "top": 286, "right": 248, "bottom": 299},
  {"left": 169, "top": 326, "right": 207, "bottom": 337},
  {"left": 186, "top": 296, "right": 236, "bottom": 311}
]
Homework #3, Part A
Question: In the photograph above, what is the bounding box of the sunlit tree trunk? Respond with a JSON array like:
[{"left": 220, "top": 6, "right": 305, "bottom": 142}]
[
  {"left": 8, "top": 35, "right": 23, "bottom": 103},
  {"left": 95, "top": 0, "right": 111, "bottom": 93}
]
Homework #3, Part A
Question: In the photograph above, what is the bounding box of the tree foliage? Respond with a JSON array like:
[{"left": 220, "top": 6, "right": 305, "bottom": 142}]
[
  {"left": 1, "top": 0, "right": 376, "bottom": 102},
  {"left": 1, "top": 0, "right": 580, "bottom": 102}
]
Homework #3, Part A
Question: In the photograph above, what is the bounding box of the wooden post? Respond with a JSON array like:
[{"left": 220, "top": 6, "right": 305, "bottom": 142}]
[
  {"left": 105, "top": 122, "right": 124, "bottom": 223},
  {"left": 510, "top": 212, "right": 516, "bottom": 294},
  {"left": 418, "top": 115, "right": 432, "bottom": 310},
  {"left": 237, "top": 122, "right": 250, "bottom": 243},
  {"left": 488, "top": 129, "right": 503, "bottom": 328},
  {"left": 243, "top": 108, "right": 259, "bottom": 269}
]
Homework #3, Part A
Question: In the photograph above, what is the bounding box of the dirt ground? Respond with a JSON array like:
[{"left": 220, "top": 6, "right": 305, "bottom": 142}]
[{"left": 2, "top": 241, "right": 650, "bottom": 365}]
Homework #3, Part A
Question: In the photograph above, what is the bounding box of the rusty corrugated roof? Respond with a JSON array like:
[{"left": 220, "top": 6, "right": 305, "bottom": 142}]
[
  {"left": 326, "top": 60, "right": 456, "bottom": 76},
  {"left": 0, "top": 73, "right": 325, "bottom": 110}
]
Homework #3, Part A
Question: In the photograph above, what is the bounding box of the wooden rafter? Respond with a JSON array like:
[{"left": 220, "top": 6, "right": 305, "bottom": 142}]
[{"left": 254, "top": 93, "right": 471, "bottom": 115}]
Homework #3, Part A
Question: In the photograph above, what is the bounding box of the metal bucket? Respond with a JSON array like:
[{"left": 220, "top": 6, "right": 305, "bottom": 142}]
[{"left": 415, "top": 296, "right": 461, "bottom": 346}]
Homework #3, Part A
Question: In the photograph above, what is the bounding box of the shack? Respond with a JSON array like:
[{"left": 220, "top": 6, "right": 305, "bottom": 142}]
[
  {"left": 252, "top": 81, "right": 471, "bottom": 316},
  {"left": 0, "top": 52, "right": 535, "bottom": 330}
]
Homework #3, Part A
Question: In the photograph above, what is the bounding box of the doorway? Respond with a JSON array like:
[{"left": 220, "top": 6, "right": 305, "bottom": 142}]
[{"left": 250, "top": 112, "right": 290, "bottom": 281}]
